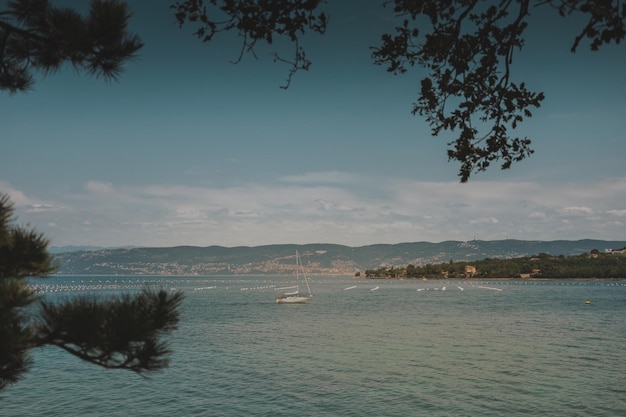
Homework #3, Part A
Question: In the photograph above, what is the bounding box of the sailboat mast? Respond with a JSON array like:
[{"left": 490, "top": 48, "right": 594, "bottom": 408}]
[
  {"left": 298, "top": 251, "right": 313, "bottom": 297},
  {"left": 296, "top": 250, "right": 300, "bottom": 283}
]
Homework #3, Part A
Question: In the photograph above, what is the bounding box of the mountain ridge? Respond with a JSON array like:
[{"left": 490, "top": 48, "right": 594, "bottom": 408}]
[{"left": 52, "top": 239, "right": 626, "bottom": 276}]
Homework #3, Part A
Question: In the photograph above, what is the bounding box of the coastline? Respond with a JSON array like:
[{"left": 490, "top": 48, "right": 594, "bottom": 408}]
[{"left": 45, "top": 273, "right": 626, "bottom": 281}]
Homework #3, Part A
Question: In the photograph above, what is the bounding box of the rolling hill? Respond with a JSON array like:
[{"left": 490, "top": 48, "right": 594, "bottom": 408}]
[{"left": 52, "top": 239, "right": 626, "bottom": 276}]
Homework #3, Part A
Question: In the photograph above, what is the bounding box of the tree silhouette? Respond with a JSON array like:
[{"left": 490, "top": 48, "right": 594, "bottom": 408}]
[
  {"left": 2, "top": 0, "right": 624, "bottom": 179},
  {"left": 171, "top": 0, "right": 328, "bottom": 89},
  {"left": 169, "top": 0, "right": 626, "bottom": 181},
  {"left": 0, "top": 193, "right": 184, "bottom": 390},
  {"left": 0, "top": 0, "right": 142, "bottom": 93}
]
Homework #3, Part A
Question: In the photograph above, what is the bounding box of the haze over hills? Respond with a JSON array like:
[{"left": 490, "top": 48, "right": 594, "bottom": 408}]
[
  {"left": 49, "top": 245, "right": 126, "bottom": 254},
  {"left": 52, "top": 240, "right": 626, "bottom": 276}
]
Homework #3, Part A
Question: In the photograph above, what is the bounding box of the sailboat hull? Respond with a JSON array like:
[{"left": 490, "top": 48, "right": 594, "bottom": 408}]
[{"left": 276, "top": 296, "right": 311, "bottom": 304}]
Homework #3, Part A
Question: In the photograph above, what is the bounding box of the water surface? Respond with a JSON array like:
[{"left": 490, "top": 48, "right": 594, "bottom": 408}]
[{"left": 3, "top": 276, "right": 625, "bottom": 416}]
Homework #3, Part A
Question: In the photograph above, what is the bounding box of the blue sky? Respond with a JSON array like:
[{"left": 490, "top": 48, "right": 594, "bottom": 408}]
[{"left": 2, "top": 1, "right": 625, "bottom": 248}]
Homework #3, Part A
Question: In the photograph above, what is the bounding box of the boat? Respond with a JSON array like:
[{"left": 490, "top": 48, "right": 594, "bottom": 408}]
[{"left": 276, "top": 251, "right": 313, "bottom": 304}]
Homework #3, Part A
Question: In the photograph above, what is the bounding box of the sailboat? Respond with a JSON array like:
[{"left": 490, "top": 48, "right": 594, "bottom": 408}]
[{"left": 276, "top": 251, "right": 313, "bottom": 304}]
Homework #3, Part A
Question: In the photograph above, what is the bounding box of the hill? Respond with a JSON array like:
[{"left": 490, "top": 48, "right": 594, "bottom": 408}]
[{"left": 52, "top": 239, "right": 626, "bottom": 276}]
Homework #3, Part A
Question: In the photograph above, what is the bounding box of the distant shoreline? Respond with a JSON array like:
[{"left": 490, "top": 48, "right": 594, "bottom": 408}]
[
  {"left": 359, "top": 277, "right": 626, "bottom": 281},
  {"left": 45, "top": 274, "right": 626, "bottom": 281}
]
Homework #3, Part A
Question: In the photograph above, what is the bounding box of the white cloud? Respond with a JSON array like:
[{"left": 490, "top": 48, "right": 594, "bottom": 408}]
[
  {"left": 232, "top": 210, "right": 260, "bottom": 218},
  {"left": 280, "top": 171, "right": 359, "bottom": 185},
  {"left": 85, "top": 181, "right": 115, "bottom": 195},
  {"left": 469, "top": 217, "right": 499, "bottom": 225},
  {"left": 0, "top": 181, "right": 34, "bottom": 205},
  {"left": 528, "top": 212, "right": 547, "bottom": 220},
  {"left": 4, "top": 174, "right": 626, "bottom": 247},
  {"left": 25, "top": 203, "right": 62, "bottom": 213},
  {"left": 0, "top": 181, "right": 63, "bottom": 213},
  {"left": 561, "top": 206, "right": 594, "bottom": 215},
  {"left": 315, "top": 199, "right": 354, "bottom": 212},
  {"left": 607, "top": 209, "right": 626, "bottom": 217}
]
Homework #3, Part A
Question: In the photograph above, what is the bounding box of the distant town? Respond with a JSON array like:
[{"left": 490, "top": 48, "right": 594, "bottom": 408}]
[
  {"left": 65, "top": 258, "right": 358, "bottom": 276},
  {"left": 52, "top": 240, "right": 626, "bottom": 276}
]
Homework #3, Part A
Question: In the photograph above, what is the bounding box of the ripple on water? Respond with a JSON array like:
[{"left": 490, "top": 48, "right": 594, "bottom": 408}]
[{"left": 5, "top": 277, "right": 626, "bottom": 416}]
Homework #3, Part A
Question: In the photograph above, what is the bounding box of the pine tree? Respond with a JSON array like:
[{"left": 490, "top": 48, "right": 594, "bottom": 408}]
[
  {"left": 0, "top": 193, "right": 184, "bottom": 390},
  {"left": 0, "top": 0, "right": 143, "bottom": 93}
]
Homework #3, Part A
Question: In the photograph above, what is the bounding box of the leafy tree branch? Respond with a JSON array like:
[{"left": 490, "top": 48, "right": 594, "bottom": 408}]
[
  {"left": 2, "top": 0, "right": 624, "bottom": 179},
  {"left": 170, "top": 0, "right": 328, "bottom": 88},
  {"left": 371, "top": 0, "right": 624, "bottom": 181},
  {"left": 0, "top": 0, "right": 143, "bottom": 93},
  {"left": 34, "top": 289, "right": 184, "bottom": 373},
  {"left": 0, "top": 193, "right": 184, "bottom": 389}
]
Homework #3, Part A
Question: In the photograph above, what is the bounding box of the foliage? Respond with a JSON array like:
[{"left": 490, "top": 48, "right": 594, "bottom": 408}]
[
  {"left": 365, "top": 251, "right": 626, "bottom": 279},
  {"left": 0, "top": 0, "right": 143, "bottom": 93},
  {"left": 0, "top": 193, "right": 56, "bottom": 389},
  {"left": 0, "top": 193, "right": 184, "bottom": 390},
  {"left": 171, "top": 0, "right": 625, "bottom": 181},
  {"left": 35, "top": 289, "right": 183, "bottom": 372},
  {"left": 371, "top": 0, "right": 625, "bottom": 181},
  {"left": 2, "top": 1, "right": 625, "bottom": 178},
  {"left": 170, "top": 0, "right": 328, "bottom": 89}
]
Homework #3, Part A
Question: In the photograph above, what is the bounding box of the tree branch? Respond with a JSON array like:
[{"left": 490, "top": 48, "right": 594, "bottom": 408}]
[
  {"left": 170, "top": 0, "right": 328, "bottom": 88},
  {"left": 571, "top": 16, "right": 597, "bottom": 52}
]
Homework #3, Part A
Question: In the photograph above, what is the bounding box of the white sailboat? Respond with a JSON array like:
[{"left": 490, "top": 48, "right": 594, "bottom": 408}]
[{"left": 276, "top": 251, "right": 313, "bottom": 304}]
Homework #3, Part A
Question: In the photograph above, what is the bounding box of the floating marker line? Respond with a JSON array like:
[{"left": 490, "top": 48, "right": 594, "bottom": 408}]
[
  {"left": 478, "top": 285, "right": 503, "bottom": 292},
  {"left": 276, "top": 285, "right": 299, "bottom": 291}
]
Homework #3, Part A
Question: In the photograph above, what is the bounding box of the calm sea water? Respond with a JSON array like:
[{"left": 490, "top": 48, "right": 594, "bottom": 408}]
[{"left": 2, "top": 276, "right": 626, "bottom": 416}]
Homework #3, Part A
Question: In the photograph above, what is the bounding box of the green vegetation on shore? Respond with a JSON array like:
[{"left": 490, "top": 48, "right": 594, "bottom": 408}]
[{"left": 363, "top": 250, "right": 626, "bottom": 279}]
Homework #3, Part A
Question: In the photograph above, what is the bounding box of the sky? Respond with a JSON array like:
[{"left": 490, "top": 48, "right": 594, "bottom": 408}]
[{"left": 2, "top": 1, "right": 626, "bottom": 248}]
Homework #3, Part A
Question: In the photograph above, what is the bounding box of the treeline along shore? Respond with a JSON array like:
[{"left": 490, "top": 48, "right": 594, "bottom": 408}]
[
  {"left": 53, "top": 240, "right": 626, "bottom": 276},
  {"left": 362, "top": 250, "right": 626, "bottom": 280}
]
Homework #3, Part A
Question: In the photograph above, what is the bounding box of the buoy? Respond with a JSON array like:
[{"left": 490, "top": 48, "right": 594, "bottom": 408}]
[{"left": 585, "top": 300, "right": 591, "bottom": 304}]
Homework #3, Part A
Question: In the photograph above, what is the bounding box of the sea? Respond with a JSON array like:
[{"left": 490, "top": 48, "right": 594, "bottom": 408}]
[{"left": 2, "top": 275, "right": 626, "bottom": 416}]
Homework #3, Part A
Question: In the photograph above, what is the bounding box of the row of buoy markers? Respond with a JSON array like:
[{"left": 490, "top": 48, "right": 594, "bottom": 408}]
[
  {"left": 477, "top": 285, "right": 503, "bottom": 292},
  {"left": 28, "top": 284, "right": 142, "bottom": 293},
  {"left": 416, "top": 285, "right": 499, "bottom": 292},
  {"left": 32, "top": 283, "right": 511, "bottom": 294},
  {"left": 240, "top": 285, "right": 276, "bottom": 291},
  {"left": 193, "top": 286, "right": 216, "bottom": 291}
]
